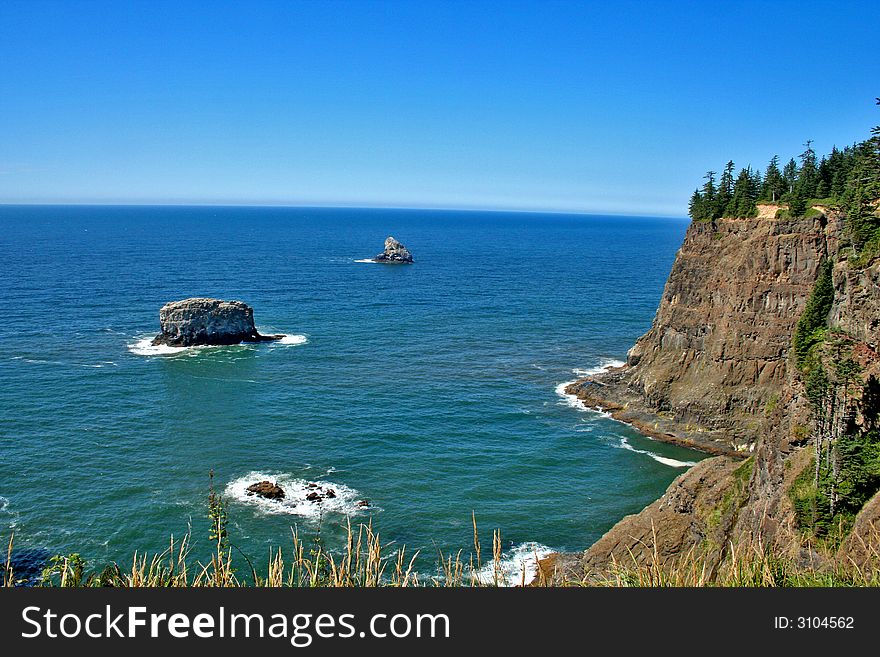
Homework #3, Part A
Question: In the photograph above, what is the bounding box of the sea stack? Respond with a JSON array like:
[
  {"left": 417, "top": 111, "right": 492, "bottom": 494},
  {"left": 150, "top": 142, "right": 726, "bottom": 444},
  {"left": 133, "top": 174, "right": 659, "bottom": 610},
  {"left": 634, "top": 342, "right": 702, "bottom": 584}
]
[
  {"left": 151, "top": 298, "right": 283, "bottom": 347},
  {"left": 372, "top": 236, "right": 413, "bottom": 263}
]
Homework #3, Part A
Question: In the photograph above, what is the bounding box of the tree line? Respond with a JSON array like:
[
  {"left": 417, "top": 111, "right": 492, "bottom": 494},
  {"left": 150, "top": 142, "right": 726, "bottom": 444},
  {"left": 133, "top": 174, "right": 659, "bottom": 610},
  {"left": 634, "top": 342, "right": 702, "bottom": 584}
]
[{"left": 688, "top": 99, "right": 880, "bottom": 244}]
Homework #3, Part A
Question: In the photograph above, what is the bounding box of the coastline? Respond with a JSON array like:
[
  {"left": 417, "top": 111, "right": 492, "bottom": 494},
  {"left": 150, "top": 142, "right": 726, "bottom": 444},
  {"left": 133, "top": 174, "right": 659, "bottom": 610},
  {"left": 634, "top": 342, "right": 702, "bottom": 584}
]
[{"left": 563, "top": 368, "right": 746, "bottom": 458}]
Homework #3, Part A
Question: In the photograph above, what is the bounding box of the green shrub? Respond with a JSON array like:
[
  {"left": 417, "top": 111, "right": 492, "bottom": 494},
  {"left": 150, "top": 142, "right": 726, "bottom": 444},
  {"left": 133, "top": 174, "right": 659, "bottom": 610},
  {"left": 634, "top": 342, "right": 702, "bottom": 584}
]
[{"left": 792, "top": 260, "right": 834, "bottom": 370}]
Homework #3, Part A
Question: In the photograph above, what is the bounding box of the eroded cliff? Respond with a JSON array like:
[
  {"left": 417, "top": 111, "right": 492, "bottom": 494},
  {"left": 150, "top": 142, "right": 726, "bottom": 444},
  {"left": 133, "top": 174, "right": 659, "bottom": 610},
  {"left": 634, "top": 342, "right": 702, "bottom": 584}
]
[{"left": 554, "top": 206, "right": 880, "bottom": 581}]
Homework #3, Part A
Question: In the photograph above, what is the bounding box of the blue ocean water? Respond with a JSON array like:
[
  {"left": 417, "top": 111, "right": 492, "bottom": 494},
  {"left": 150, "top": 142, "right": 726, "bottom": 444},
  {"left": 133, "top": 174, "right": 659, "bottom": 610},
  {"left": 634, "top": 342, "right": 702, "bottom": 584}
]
[{"left": 0, "top": 205, "right": 702, "bottom": 581}]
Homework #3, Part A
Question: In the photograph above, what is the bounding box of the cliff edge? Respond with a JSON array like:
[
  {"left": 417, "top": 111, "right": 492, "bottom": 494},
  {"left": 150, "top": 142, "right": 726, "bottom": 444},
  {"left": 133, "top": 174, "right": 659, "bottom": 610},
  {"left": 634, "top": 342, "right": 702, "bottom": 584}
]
[{"left": 553, "top": 207, "right": 880, "bottom": 581}]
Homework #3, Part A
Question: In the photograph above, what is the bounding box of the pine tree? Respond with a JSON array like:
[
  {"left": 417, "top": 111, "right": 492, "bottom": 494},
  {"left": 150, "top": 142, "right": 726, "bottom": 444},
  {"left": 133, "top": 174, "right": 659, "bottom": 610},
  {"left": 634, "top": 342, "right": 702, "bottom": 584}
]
[
  {"left": 731, "top": 167, "right": 757, "bottom": 217},
  {"left": 761, "top": 155, "right": 784, "bottom": 202},
  {"left": 718, "top": 160, "right": 735, "bottom": 216},
  {"left": 797, "top": 140, "right": 819, "bottom": 199},
  {"left": 688, "top": 189, "right": 705, "bottom": 221},
  {"left": 788, "top": 187, "right": 808, "bottom": 217},
  {"left": 782, "top": 158, "right": 798, "bottom": 196},
  {"left": 702, "top": 170, "right": 717, "bottom": 218}
]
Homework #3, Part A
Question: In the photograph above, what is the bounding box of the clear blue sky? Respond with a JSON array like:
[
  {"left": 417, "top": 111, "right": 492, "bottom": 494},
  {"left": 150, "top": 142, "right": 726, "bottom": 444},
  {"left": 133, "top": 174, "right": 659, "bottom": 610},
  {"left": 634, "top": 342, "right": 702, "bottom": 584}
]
[{"left": 0, "top": 0, "right": 876, "bottom": 216}]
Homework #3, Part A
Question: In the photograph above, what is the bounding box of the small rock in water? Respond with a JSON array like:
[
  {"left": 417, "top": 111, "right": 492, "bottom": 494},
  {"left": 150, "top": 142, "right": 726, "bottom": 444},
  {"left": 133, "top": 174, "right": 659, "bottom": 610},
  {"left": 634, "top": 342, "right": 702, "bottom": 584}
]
[
  {"left": 356, "top": 499, "right": 370, "bottom": 508},
  {"left": 245, "top": 481, "right": 286, "bottom": 500},
  {"left": 372, "top": 236, "right": 413, "bottom": 264},
  {"left": 305, "top": 492, "right": 322, "bottom": 502},
  {"left": 325, "top": 488, "right": 336, "bottom": 498}
]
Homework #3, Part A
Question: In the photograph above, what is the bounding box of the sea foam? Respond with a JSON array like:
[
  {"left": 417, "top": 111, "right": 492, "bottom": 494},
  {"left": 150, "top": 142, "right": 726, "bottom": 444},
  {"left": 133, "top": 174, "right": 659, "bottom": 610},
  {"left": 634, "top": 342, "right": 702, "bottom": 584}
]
[
  {"left": 476, "top": 542, "right": 555, "bottom": 586},
  {"left": 555, "top": 358, "right": 624, "bottom": 413},
  {"left": 128, "top": 333, "right": 307, "bottom": 356},
  {"left": 616, "top": 437, "right": 697, "bottom": 468},
  {"left": 225, "top": 471, "right": 372, "bottom": 519},
  {"left": 127, "top": 338, "right": 192, "bottom": 357},
  {"left": 275, "top": 334, "right": 308, "bottom": 346},
  {"left": 557, "top": 358, "right": 697, "bottom": 468}
]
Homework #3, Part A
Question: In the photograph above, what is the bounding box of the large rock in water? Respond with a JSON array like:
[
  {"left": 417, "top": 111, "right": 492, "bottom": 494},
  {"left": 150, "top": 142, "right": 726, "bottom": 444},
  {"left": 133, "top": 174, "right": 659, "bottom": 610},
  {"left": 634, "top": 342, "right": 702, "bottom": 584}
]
[
  {"left": 372, "top": 236, "right": 413, "bottom": 263},
  {"left": 151, "top": 298, "right": 283, "bottom": 347}
]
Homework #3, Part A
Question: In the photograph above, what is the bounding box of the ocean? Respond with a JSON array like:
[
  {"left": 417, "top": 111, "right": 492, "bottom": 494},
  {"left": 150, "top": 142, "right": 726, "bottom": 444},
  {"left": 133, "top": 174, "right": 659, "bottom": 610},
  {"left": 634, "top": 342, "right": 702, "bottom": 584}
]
[{"left": 0, "top": 205, "right": 704, "bottom": 583}]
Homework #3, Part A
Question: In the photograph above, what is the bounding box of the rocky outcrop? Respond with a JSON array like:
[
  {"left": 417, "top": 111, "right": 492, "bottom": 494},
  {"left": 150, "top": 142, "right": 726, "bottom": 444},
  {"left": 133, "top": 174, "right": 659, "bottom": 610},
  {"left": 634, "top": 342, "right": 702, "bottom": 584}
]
[
  {"left": 555, "top": 457, "right": 744, "bottom": 580},
  {"left": 554, "top": 209, "right": 880, "bottom": 581},
  {"left": 372, "top": 236, "right": 413, "bottom": 263},
  {"left": 246, "top": 481, "right": 286, "bottom": 500},
  {"left": 151, "top": 298, "right": 283, "bottom": 347},
  {"left": 568, "top": 213, "right": 841, "bottom": 454}
]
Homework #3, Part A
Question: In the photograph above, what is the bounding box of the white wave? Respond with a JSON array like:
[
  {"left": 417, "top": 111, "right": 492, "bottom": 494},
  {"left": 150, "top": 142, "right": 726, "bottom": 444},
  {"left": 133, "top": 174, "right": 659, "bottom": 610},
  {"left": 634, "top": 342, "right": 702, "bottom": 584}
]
[
  {"left": 572, "top": 358, "right": 625, "bottom": 377},
  {"left": 0, "top": 497, "right": 8, "bottom": 512},
  {"left": 476, "top": 542, "right": 555, "bottom": 587},
  {"left": 127, "top": 338, "right": 191, "bottom": 356},
  {"left": 616, "top": 437, "right": 696, "bottom": 468},
  {"left": 354, "top": 258, "right": 377, "bottom": 263},
  {"left": 225, "top": 471, "right": 373, "bottom": 519},
  {"left": 129, "top": 333, "right": 307, "bottom": 355},
  {"left": 554, "top": 381, "right": 612, "bottom": 418},
  {"left": 276, "top": 334, "right": 308, "bottom": 346},
  {"left": 555, "top": 380, "right": 586, "bottom": 410},
  {"left": 556, "top": 358, "right": 625, "bottom": 414}
]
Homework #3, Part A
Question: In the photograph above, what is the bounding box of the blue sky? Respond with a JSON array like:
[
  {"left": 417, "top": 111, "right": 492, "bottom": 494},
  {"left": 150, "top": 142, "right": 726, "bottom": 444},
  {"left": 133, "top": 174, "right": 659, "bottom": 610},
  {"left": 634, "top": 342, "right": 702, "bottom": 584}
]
[{"left": 0, "top": 0, "right": 876, "bottom": 215}]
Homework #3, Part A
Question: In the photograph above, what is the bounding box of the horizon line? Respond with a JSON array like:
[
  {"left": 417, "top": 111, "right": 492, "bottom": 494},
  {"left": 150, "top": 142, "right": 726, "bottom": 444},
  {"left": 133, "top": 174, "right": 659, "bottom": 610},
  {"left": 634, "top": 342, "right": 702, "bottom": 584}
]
[{"left": 0, "top": 200, "right": 689, "bottom": 220}]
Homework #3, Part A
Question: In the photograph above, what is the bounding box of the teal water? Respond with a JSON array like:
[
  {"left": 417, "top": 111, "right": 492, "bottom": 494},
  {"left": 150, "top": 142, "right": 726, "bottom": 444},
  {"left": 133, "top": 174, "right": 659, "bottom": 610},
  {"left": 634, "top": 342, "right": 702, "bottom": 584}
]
[{"left": 0, "top": 205, "right": 704, "bottom": 582}]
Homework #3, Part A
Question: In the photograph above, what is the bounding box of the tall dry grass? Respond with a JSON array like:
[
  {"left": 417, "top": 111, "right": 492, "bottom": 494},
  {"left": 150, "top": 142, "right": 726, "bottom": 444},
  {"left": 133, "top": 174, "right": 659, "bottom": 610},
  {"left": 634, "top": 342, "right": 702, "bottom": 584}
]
[
  {"left": 1, "top": 515, "right": 523, "bottom": 588},
  {"left": 4, "top": 518, "right": 879, "bottom": 587}
]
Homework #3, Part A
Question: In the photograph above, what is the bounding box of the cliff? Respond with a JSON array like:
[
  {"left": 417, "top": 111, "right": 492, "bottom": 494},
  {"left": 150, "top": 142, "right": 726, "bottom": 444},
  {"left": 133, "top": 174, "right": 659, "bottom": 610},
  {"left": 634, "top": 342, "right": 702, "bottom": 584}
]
[
  {"left": 555, "top": 206, "right": 880, "bottom": 581},
  {"left": 568, "top": 210, "right": 840, "bottom": 454}
]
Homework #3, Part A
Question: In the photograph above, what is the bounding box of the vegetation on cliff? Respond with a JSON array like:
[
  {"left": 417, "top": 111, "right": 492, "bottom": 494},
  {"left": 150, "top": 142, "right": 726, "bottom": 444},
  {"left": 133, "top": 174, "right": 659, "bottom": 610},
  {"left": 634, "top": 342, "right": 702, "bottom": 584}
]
[
  {"left": 792, "top": 260, "right": 835, "bottom": 370},
  {"left": 688, "top": 98, "right": 880, "bottom": 254}
]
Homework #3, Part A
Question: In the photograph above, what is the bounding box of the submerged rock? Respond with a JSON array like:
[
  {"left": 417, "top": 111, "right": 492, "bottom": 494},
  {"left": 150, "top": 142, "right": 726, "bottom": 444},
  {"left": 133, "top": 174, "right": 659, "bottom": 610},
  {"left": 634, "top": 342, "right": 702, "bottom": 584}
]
[
  {"left": 151, "top": 298, "right": 283, "bottom": 347},
  {"left": 372, "top": 236, "right": 413, "bottom": 263},
  {"left": 245, "top": 481, "right": 286, "bottom": 500},
  {"left": 303, "top": 484, "right": 337, "bottom": 504}
]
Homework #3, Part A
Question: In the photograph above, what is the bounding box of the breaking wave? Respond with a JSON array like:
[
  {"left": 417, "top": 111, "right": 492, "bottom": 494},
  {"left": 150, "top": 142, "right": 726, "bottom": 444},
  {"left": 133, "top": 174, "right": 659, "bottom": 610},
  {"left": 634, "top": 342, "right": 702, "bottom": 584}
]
[
  {"left": 275, "top": 334, "right": 308, "bottom": 346},
  {"left": 128, "top": 333, "right": 307, "bottom": 356},
  {"left": 616, "top": 437, "right": 697, "bottom": 468},
  {"left": 476, "top": 542, "right": 555, "bottom": 586},
  {"left": 554, "top": 358, "right": 623, "bottom": 414}
]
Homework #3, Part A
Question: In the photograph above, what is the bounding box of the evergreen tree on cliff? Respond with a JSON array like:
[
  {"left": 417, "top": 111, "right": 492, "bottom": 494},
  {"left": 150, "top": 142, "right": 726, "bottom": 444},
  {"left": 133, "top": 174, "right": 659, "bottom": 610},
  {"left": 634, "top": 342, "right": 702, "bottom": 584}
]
[
  {"left": 783, "top": 157, "right": 799, "bottom": 195},
  {"left": 797, "top": 140, "right": 819, "bottom": 199},
  {"left": 717, "top": 160, "right": 735, "bottom": 216},
  {"left": 730, "top": 166, "right": 758, "bottom": 217},
  {"left": 761, "top": 155, "right": 785, "bottom": 202}
]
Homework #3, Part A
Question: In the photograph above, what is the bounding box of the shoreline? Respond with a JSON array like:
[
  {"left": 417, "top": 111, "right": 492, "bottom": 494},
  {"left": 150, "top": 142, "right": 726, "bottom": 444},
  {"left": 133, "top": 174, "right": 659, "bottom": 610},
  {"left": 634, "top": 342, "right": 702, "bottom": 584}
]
[{"left": 563, "top": 370, "right": 746, "bottom": 458}]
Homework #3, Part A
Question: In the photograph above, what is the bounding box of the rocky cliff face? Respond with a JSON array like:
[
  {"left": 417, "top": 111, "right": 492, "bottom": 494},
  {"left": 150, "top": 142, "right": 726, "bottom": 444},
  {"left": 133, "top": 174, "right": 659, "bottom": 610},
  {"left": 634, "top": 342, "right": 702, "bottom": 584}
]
[
  {"left": 569, "top": 212, "right": 841, "bottom": 454},
  {"left": 556, "top": 208, "right": 880, "bottom": 580},
  {"left": 152, "top": 298, "right": 282, "bottom": 347}
]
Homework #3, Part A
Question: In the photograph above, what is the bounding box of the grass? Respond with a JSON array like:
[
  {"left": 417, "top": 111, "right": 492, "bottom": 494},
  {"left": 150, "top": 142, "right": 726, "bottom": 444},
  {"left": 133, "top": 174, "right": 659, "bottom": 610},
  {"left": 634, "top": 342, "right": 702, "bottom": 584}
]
[
  {"left": 5, "top": 514, "right": 880, "bottom": 587},
  {"left": 1, "top": 515, "right": 521, "bottom": 588},
  {"left": 545, "top": 521, "right": 880, "bottom": 587}
]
